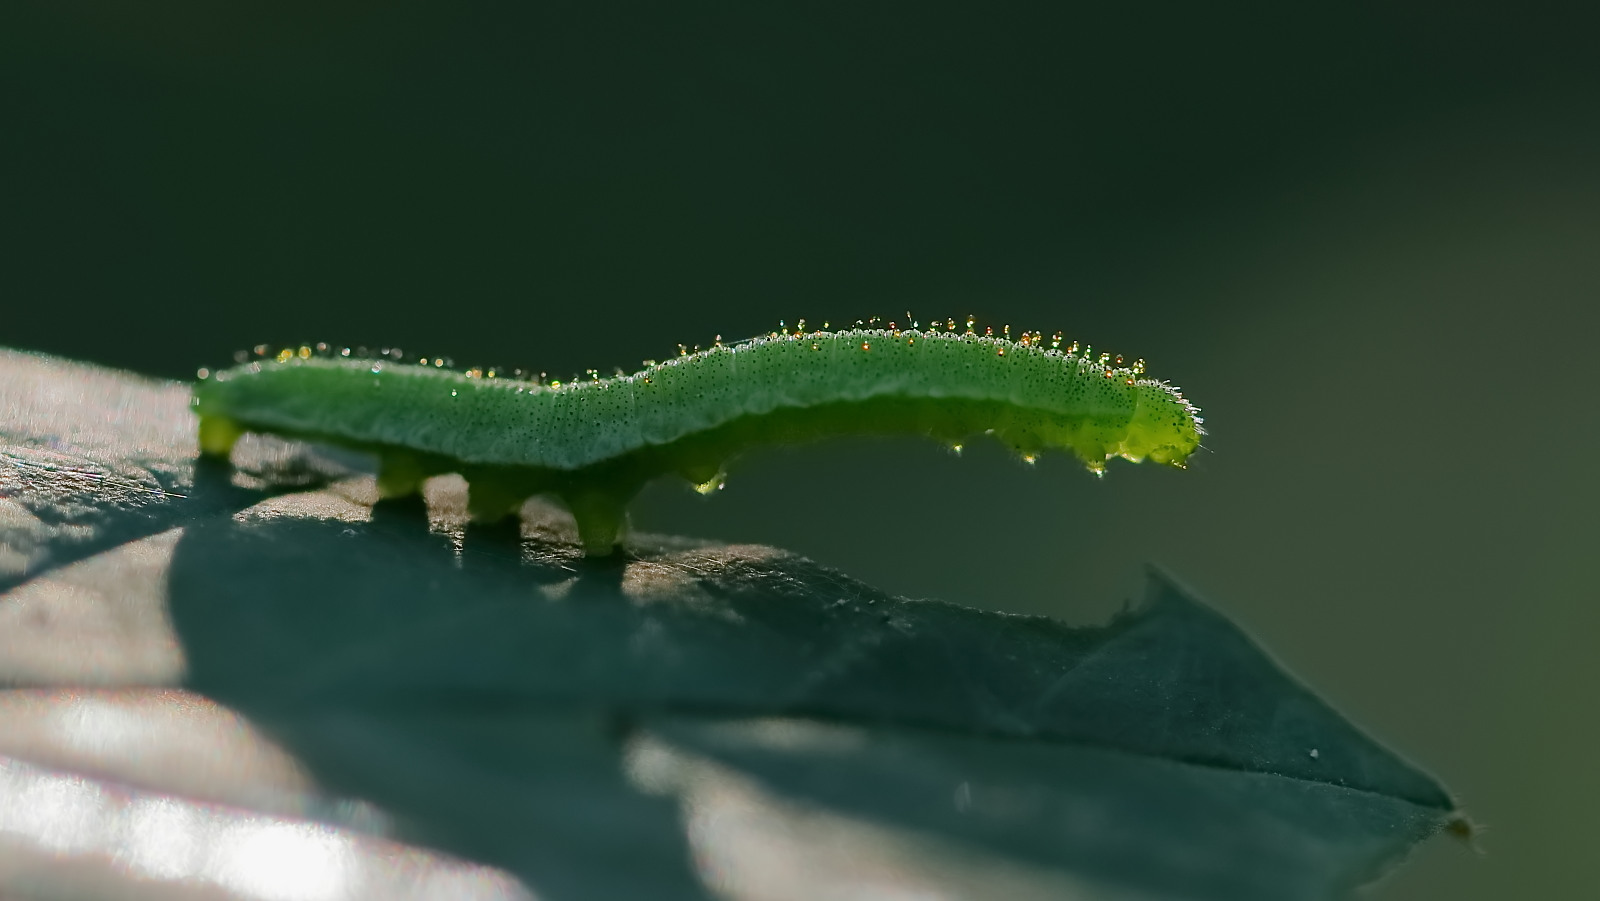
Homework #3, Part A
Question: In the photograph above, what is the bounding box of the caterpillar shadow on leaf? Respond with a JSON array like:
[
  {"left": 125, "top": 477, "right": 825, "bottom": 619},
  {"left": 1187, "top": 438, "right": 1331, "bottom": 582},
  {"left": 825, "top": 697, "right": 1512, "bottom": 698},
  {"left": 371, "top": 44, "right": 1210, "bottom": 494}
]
[{"left": 193, "top": 321, "right": 1203, "bottom": 555}]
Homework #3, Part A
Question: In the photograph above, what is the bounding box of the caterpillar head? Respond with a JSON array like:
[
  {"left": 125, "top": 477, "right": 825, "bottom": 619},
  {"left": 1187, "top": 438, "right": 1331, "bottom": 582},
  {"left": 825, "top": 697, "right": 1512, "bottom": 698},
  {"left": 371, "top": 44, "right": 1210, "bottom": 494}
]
[{"left": 1118, "top": 382, "right": 1203, "bottom": 467}]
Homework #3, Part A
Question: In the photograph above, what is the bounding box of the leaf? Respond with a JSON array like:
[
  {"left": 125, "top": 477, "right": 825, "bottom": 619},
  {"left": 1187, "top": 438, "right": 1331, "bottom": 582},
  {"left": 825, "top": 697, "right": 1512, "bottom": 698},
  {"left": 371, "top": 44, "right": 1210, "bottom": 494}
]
[{"left": 0, "top": 347, "right": 1462, "bottom": 901}]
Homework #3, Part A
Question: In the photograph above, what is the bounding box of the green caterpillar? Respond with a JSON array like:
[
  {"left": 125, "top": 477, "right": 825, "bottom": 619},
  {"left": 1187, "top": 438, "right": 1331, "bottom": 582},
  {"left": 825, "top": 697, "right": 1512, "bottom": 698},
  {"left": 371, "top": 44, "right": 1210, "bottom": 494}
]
[{"left": 193, "top": 321, "right": 1203, "bottom": 554}]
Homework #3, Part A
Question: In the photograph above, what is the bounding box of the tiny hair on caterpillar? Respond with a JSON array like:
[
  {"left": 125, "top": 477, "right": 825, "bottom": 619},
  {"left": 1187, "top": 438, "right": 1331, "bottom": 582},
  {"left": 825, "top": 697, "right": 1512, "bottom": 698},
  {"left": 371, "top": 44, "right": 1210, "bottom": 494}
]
[{"left": 193, "top": 319, "right": 1203, "bottom": 555}]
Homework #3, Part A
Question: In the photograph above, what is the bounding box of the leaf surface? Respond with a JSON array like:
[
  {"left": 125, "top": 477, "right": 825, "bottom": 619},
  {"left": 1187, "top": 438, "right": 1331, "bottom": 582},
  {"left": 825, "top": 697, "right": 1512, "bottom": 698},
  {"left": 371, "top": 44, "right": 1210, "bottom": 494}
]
[{"left": 0, "top": 348, "right": 1460, "bottom": 901}]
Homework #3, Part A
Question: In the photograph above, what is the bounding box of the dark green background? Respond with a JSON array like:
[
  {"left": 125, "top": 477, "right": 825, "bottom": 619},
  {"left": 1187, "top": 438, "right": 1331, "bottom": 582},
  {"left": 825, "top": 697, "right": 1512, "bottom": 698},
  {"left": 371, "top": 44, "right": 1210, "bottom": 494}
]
[{"left": 4, "top": 3, "right": 1596, "bottom": 898}]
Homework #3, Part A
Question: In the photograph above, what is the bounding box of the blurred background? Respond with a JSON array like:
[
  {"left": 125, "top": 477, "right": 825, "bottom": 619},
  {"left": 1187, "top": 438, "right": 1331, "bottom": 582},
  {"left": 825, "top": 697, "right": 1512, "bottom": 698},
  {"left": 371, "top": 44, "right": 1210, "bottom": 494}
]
[{"left": 2, "top": 1, "right": 1596, "bottom": 897}]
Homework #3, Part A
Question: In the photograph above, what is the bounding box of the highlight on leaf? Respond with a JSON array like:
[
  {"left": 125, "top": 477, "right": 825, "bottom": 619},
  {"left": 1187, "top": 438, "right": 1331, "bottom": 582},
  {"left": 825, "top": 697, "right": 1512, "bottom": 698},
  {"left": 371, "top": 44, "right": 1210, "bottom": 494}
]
[{"left": 192, "top": 319, "right": 1203, "bottom": 554}]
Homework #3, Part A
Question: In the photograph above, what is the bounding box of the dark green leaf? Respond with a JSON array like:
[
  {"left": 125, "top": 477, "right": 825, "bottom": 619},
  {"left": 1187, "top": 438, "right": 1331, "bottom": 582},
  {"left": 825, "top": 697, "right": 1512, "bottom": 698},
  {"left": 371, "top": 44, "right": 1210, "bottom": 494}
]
[{"left": 0, "top": 348, "right": 1462, "bottom": 901}]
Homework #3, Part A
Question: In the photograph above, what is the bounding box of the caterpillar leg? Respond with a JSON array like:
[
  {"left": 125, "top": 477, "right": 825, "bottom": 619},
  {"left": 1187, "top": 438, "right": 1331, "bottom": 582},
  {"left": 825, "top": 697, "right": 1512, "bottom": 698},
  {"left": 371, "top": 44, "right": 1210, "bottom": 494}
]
[
  {"left": 197, "top": 415, "right": 244, "bottom": 458},
  {"left": 560, "top": 486, "right": 635, "bottom": 556},
  {"left": 466, "top": 475, "right": 526, "bottom": 523},
  {"left": 376, "top": 450, "right": 426, "bottom": 499}
]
